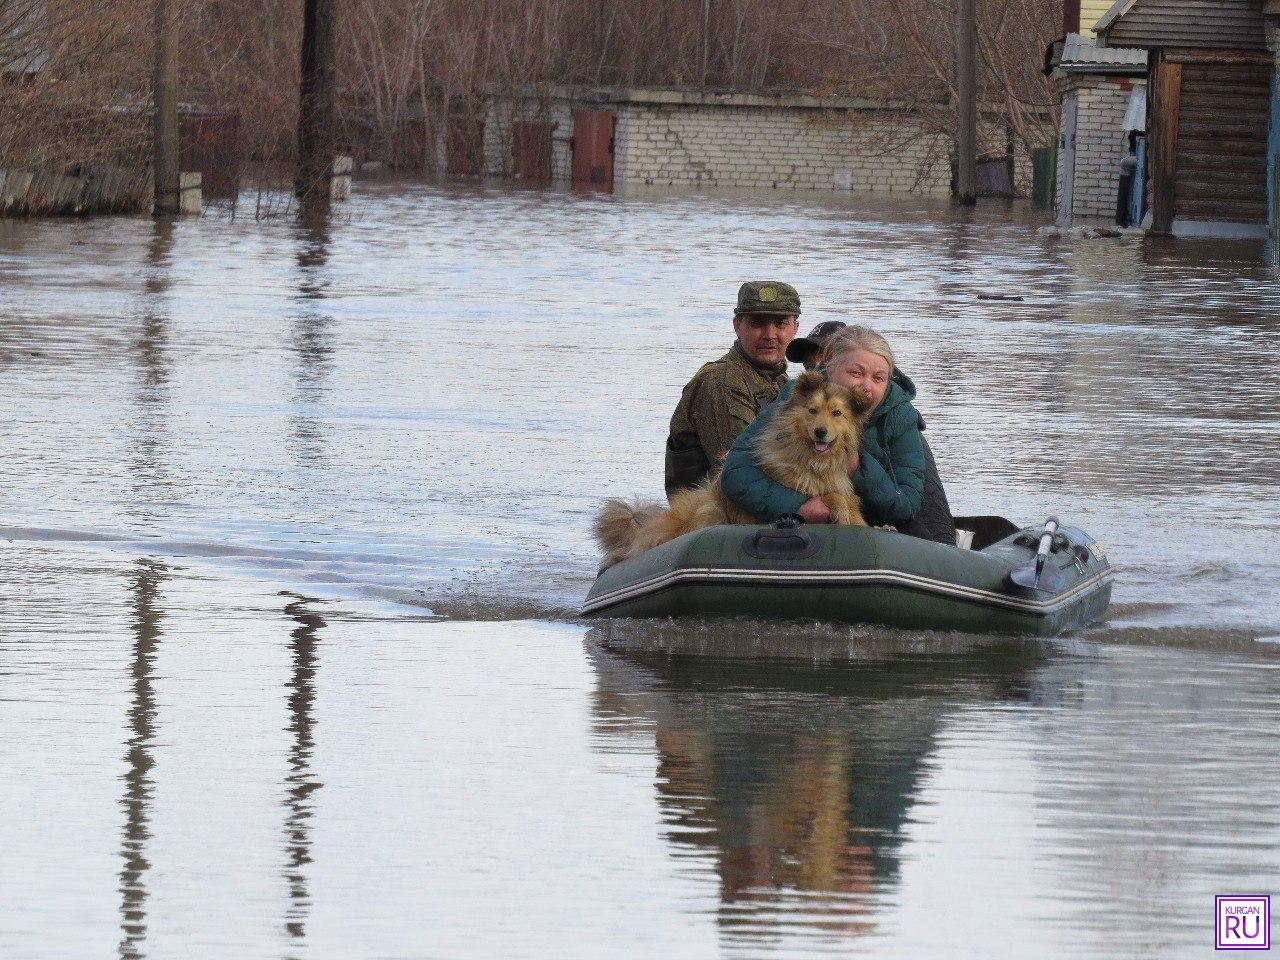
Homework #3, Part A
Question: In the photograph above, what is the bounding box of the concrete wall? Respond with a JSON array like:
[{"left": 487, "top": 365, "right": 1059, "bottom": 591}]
[{"left": 1056, "top": 74, "right": 1142, "bottom": 224}]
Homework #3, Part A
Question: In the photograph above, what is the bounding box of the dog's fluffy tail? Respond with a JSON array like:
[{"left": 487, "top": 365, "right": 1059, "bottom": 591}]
[{"left": 594, "top": 498, "right": 664, "bottom": 569}]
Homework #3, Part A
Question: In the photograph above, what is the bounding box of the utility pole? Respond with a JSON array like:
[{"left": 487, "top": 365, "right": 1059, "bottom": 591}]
[
  {"left": 701, "top": 0, "right": 711, "bottom": 85},
  {"left": 297, "top": 0, "right": 337, "bottom": 215},
  {"left": 152, "top": 0, "right": 179, "bottom": 216},
  {"left": 954, "top": 0, "right": 978, "bottom": 206}
]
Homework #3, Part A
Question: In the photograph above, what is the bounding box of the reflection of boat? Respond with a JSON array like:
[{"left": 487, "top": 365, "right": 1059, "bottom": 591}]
[
  {"left": 586, "top": 634, "right": 1045, "bottom": 944},
  {"left": 583, "top": 516, "right": 1113, "bottom": 636}
]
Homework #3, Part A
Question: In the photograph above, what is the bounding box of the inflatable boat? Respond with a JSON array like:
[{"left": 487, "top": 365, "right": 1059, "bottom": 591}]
[{"left": 582, "top": 516, "right": 1113, "bottom": 637}]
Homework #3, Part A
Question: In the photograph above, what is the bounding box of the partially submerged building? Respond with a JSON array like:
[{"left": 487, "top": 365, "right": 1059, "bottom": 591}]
[
  {"left": 480, "top": 87, "right": 1028, "bottom": 197},
  {"left": 1094, "top": 0, "right": 1276, "bottom": 237},
  {"left": 1049, "top": 33, "right": 1148, "bottom": 228},
  {"left": 1049, "top": 0, "right": 1280, "bottom": 239}
]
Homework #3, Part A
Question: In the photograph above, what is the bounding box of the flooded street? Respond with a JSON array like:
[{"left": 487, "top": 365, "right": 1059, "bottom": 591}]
[{"left": 3, "top": 181, "right": 1279, "bottom": 958}]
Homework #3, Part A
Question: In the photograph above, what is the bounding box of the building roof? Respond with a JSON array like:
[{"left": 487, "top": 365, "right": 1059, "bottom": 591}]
[
  {"left": 1058, "top": 32, "right": 1148, "bottom": 72},
  {"left": 1096, "top": 0, "right": 1268, "bottom": 50},
  {"left": 1094, "top": 0, "right": 1138, "bottom": 34}
]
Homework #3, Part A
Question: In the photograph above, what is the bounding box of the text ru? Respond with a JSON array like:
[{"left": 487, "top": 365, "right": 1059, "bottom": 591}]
[{"left": 1224, "top": 915, "right": 1263, "bottom": 938}]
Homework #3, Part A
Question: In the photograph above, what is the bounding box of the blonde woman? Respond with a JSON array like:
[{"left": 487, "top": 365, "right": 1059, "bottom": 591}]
[{"left": 720, "top": 326, "right": 937, "bottom": 537}]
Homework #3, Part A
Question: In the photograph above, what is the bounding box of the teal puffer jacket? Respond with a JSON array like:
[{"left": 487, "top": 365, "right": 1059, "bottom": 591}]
[{"left": 719, "top": 370, "right": 926, "bottom": 526}]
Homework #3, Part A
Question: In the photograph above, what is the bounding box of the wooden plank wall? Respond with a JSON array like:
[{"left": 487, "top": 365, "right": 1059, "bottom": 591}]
[
  {"left": 1078, "top": 0, "right": 1113, "bottom": 35},
  {"left": 1174, "top": 58, "right": 1269, "bottom": 223},
  {"left": 1107, "top": 0, "right": 1267, "bottom": 50},
  {"left": 1149, "top": 56, "right": 1181, "bottom": 232}
]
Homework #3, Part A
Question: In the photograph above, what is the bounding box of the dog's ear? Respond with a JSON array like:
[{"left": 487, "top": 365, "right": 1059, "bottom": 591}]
[
  {"left": 794, "top": 371, "right": 825, "bottom": 397},
  {"left": 846, "top": 385, "right": 876, "bottom": 415}
]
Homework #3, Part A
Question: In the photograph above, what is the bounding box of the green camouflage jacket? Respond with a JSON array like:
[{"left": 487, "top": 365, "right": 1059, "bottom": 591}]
[{"left": 664, "top": 341, "right": 789, "bottom": 498}]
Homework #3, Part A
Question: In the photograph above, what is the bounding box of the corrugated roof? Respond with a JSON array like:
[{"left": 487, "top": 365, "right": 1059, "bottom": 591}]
[{"left": 1059, "top": 32, "right": 1148, "bottom": 72}]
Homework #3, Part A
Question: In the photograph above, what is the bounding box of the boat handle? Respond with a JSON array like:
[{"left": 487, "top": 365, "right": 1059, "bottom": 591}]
[
  {"left": 1034, "top": 516, "right": 1060, "bottom": 579},
  {"left": 743, "top": 526, "right": 820, "bottom": 560}
]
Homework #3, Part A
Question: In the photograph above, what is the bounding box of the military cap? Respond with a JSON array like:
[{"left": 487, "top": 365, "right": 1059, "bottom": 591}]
[{"left": 734, "top": 281, "right": 801, "bottom": 317}]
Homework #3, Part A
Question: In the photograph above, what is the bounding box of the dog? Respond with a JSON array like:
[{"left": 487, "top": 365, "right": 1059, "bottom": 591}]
[{"left": 594, "top": 372, "right": 872, "bottom": 569}]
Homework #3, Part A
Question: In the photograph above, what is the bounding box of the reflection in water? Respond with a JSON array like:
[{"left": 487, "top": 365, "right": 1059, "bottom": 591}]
[
  {"left": 281, "top": 593, "right": 325, "bottom": 945},
  {"left": 119, "top": 558, "right": 165, "bottom": 960},
  {"left": 587, "top": 627, "right": 1042, "bottom": 949},
  {"left": 130, "top": 220, "right": 174, "bottom": 515},
  {"left": 118, "top": 220, "right": 178, "bottom": 959},
  {"left": 290, "top": 222, "right": 334, "bottom": 466}
]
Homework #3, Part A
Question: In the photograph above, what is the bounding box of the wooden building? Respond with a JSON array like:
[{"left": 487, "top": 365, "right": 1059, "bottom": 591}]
[{"left": 1096, "top": 0, "right": 1274, "bottom": 237}]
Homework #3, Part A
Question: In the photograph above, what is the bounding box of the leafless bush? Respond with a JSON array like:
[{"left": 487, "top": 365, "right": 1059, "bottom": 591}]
[{"left": 0, "top": 0, "right": 149, "bottom": 170}]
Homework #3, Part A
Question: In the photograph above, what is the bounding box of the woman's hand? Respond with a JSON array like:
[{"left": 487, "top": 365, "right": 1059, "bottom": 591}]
[{"left": 796, "top": 497, "right": 833, "bottom": 524}]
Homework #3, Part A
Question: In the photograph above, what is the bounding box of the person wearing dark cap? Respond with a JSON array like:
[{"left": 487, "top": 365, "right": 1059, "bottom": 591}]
[
  {"left": 664, "top": 281, "right": 800, "bottom": 499},
  {"left": 785, "top": 320, "right": 848, "bottom": 370}
]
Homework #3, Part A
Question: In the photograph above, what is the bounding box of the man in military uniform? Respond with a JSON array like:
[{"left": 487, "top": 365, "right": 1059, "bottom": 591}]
[{"left": 664, "top": 281, "right": 800, "bottom": 498}]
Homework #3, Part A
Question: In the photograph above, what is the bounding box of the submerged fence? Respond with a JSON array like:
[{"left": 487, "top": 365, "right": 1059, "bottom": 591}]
[{"left": 0, "top": 164, "right": 150, "bottom": 215}]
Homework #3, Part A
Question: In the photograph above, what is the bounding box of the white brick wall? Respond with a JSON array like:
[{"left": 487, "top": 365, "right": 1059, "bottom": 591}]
[
  {"left": 483, "top": 90, "right": 969, "bottom": 195},
  {"left": 614, "top": 103, "right": 952, "bottom": 194},
  {"left": 1058, "top": 75, "right": 1142, "bottom": 223}
]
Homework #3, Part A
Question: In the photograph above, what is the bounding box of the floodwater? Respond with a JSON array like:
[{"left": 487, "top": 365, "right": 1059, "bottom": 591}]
[{"left": 2, "top": 180, "right": 1279, "bottom": 959}]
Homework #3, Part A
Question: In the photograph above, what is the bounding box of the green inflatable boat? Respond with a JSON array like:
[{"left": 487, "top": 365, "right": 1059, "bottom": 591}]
[{"left": 582, "top": 516, "right": 1113, "bottom": 636}]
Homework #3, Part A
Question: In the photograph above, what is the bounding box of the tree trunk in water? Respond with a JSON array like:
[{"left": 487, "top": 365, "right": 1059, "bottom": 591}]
[
  {"left": 954, "top": 0, "right": 977, "bottom": 205},
  {"left": 297, "top": 0, "right": 337, "bottom": 215},
  {"left": 152, "top": 0, "right": 179, "bottom": 216}
]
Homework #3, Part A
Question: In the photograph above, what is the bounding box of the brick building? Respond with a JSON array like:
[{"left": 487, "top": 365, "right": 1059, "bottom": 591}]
[
  {"left": 481, "top": 87, "right": 1028, "bottom": 197},
  {"left": 1050, "top": 35, "right": 1148, "bottom": 227}
]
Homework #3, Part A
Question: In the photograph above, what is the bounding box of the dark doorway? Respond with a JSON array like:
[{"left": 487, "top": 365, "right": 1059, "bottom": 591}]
[
  {"left": 393, "top": 118, "right": 431, "bottom": 171},
  {"left": 446, "top": 114, "right": 485, "bottom": 176},
  {"left": 513, "top": 121, "right": 554, "bottom": 181}
]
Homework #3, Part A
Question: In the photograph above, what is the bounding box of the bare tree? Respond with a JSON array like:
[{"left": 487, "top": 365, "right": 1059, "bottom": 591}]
[{"left": 2, "top": 0, "right": 1060, "bottom": 213}]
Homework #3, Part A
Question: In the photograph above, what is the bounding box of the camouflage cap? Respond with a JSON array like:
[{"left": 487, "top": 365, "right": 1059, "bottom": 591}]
[{"left": 734, "top": 281, "right": 801, "bottom": 317}]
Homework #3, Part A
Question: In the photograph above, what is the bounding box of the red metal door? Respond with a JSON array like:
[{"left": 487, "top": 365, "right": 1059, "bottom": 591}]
[
  {"left": 513, "top": 121, "right": 554, "bottom": 181},
  {"left": 571, "top": 109, "right": 615, "bottom": 186},
  {"left": 178, "top": 111, "right": 242, "bottom": 197}
]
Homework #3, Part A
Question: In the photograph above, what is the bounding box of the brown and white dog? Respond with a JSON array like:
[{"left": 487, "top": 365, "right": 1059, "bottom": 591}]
[{"left": 595, "top": 372, "right": 872, "bottom": 569}]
